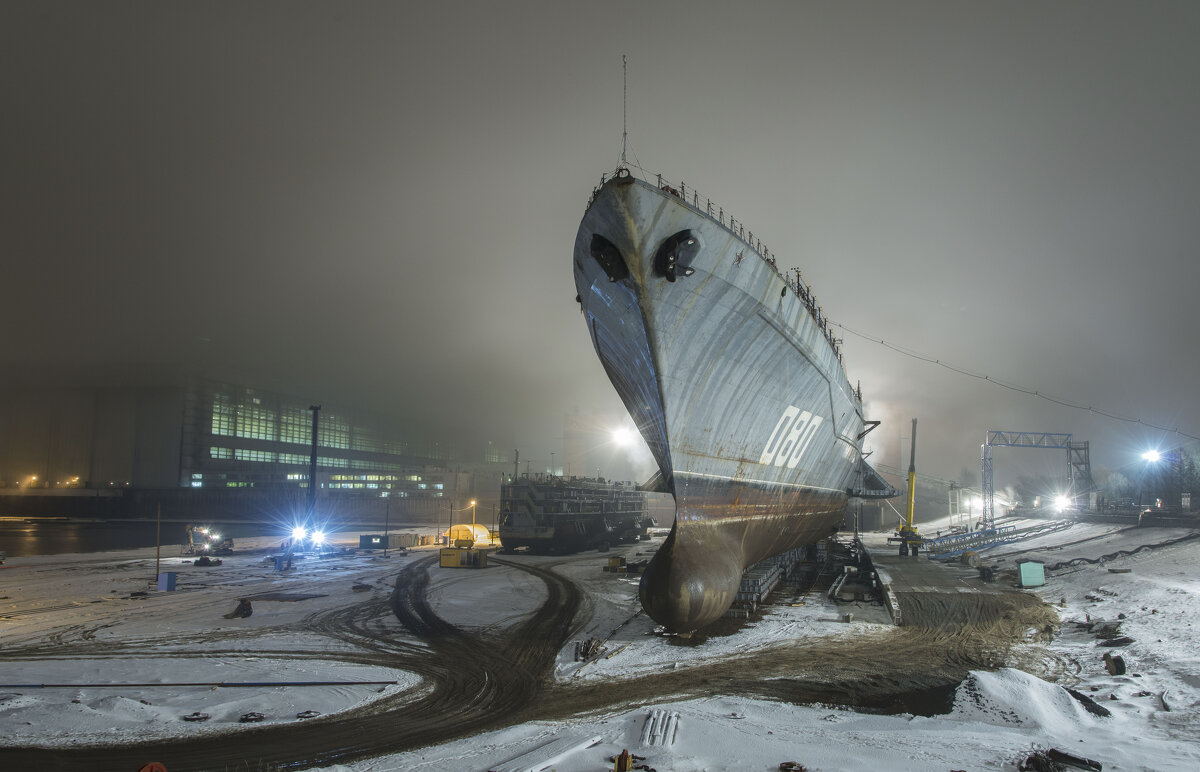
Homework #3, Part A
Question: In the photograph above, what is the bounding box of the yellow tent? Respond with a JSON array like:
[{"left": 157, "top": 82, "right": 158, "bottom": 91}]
[{"left": 447, "top": 523, "right": 491, "bottom": 546}]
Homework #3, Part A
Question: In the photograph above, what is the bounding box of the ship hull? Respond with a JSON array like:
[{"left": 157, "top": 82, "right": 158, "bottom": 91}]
[{"left": 574, "top": 172, "right": 876, "bottom": 632}]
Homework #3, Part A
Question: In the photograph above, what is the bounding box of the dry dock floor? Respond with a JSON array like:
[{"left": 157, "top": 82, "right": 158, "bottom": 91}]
[{"left": 872, "top": 546, "right": 1011, "bottom": 598}]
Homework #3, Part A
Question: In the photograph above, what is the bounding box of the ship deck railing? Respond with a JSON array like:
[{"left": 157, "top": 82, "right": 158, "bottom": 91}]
[
  {"left": 590, "top": 165, "right": 846, "bottom": 374},
  {"left": 508, "top": 473, "right": 639, "bottom": 491}
]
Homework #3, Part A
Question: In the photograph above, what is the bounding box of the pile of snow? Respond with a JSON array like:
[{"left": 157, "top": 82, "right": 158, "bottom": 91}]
[{"left": 948, "top": 667, "right": 1103, "bottom": 732}]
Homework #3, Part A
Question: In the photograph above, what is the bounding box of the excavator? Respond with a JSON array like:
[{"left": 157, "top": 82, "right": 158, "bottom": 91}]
[{"left": 185, "top": 524, "right": 234, "bottom": 555}]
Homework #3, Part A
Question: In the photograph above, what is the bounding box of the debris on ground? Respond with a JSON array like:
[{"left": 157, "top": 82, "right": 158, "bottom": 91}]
[
  {"left": 1076, "top": 618, "right": 1122, "bottom": 637},
  {"left": 609, "top": 749, "right": 657, "bottom": 771},
  {"left": 574, "top": 637, "right": 603, "bottom": 661},
  {"left": 1102, "top": 652, "right": 1127, "bottom": 676},
  {"left": 223, "top": 599, "right": 253, "bottom": 619},
  {"left": 351, "top": 583, "right": 372, "bottom": 592},
  {"left": 296, "top": 710, "right": 321, "bottom": 719},
  {"left": 238, "top": 711, "right": 265, "bottom": 723},
  {"left": 778, "top": 764, "right": 808, "bottom": 772},
  {"left": 1019, "top": 750, "right": 1058, "bottom": 772},
  {"left": 193, "top": 556, "right": 222, "bottom": 567},
  {"left": 1047, "top": 748, "right": 1103, "bottom": 770},
  {"left": 180, "top": 712, "right": 210, "bottom": 722},
  {"left": 640, "top": 709, "right": 679, "bottom": 746},
  {"left": 1019, "top": 748, "right": 1103, "bottom": 771},
  {"left": 1065, "top": 688, "right": 1112, "bottom": 718}
]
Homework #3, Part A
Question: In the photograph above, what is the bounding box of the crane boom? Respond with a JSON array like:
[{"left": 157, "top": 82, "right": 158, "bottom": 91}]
[
  {"left": 889, "top": 417, "right": 923, "bottom": 556},
  {"left": 905, "top": 418, "right": 918, "bottom": 531}
]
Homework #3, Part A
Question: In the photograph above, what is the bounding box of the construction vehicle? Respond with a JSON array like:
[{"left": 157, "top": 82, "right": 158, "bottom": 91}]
[
  {"left": 185, "top": 524, "right": 233, "bottom": 555},
  {"left": 889, "top": 418, "right": 923, "bottom": 556}
]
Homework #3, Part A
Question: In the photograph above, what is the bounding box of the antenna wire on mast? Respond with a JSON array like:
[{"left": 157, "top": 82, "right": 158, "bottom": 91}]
[{"left": 621, "top": 54, "right": 628, "bottom": 165}]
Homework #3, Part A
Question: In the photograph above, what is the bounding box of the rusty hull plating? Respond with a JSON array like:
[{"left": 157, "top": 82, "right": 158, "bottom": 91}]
[{"left": 574, "top": 170, "right": 885, "bottom": 633}]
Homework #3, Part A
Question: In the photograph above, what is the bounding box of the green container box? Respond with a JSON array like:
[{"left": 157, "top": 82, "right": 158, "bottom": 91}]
[{"left": 1018, "top": 561, "right": 1045, "bottom": 587}]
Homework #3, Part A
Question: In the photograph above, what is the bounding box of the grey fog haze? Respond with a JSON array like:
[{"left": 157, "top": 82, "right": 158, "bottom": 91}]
[{"left": 4, "top": 1, "right": 1199, "bottom": 489}]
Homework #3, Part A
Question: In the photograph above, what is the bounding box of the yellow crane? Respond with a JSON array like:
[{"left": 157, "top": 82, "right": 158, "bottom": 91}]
[{"left": 897, "top": 418, "right": 922, "bottom": 556}]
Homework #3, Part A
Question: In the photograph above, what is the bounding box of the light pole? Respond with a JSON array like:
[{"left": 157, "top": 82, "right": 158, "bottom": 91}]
[
  {"left": 470, "top": 499, "right": 477, "bottom": 527},
  {"left": 307, "top": 405, "right": 321, "bottom": 522},
  {"left": 550, "top": 452, "right": 556, "bottom": 476},
  {"left": 1140, "top": 450, "right": 1162, "bottom": 507}
]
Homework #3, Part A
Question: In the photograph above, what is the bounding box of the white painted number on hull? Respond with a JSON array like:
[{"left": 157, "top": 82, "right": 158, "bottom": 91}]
[{"left": 758, "top": 406, "right": 823, "bottom": 468}]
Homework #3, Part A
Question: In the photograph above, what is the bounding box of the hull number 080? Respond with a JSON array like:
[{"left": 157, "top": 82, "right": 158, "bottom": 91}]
[{"left": 758, "top": 406, "right": 823, "bottom": 468}]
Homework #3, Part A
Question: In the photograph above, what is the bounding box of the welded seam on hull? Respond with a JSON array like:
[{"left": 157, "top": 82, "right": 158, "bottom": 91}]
[
  {"left": 672, "top": 469, "right": 844, "bottom": 493},
  {"left": 755, "top": 309, "right": 832, "bottom": 388}
]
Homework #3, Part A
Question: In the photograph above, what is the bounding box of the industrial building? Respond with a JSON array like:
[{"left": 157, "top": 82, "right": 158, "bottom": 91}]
[{"left": 0, "top": 365, "right": 469, "bottom": 520}]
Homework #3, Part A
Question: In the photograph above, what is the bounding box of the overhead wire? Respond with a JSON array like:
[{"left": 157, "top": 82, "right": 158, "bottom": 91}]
[
  {"left": 609, "top": 60, "right": 1196, "bottom": 444},
  {"left": 831, "top": 320, "right": 1200, "bottom": 443}
]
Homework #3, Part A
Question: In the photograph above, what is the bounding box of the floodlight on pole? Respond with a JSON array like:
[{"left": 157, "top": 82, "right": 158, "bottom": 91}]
[{"left": 1142, "top": 450, "right": 1161, "bottom": 463}]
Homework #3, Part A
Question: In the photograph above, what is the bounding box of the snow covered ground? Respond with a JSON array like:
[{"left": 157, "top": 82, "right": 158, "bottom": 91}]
[
  {"left": 3, "top": 521, "right": 1199, "bottom": 770},
  {"left": 326, "top": 667, "right": 1199, "bottom": 772},
  {"left": 0, "top": 533, "right": 422, "bottom": 746}
]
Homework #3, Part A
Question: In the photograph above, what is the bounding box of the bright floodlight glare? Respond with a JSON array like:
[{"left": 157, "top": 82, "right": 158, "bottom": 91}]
[
  {"left": 209, "top": 533, "right": 220, "bottom": 541},
  {"left": 311, "top": 530, "right": 326, "bottom": 545},
  {"left": 1142, "top": 450, "right": 1161, "bottom": 462},
  {"left": 612, "top": 427, "right": 634, "bottom": 446},
  {"left": 1054, "top": 495, "right": 1070, "bottom": 511},
  {"left": 292, "top": 525, "right": 307, "bottom": 540}
]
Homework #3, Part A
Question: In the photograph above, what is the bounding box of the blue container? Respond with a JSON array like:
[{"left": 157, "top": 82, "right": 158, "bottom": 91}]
[{"left": 157, "top": 571, "right": 178, "bottom": 591}]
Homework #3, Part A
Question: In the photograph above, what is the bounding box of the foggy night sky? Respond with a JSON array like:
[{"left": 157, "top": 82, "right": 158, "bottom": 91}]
[{"left": 3, "top": 1, "right": 1199, "bottom": 488}]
